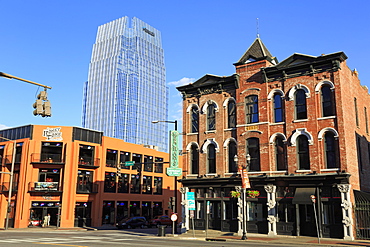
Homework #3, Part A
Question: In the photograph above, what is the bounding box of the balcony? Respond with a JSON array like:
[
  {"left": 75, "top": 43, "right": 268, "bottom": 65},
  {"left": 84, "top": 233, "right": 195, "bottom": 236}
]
[
  {"left": 31, "top": 153, "right": 64, "bottom": 164},
  {"left": 0, "top": 182, "right": 18, "bottom": 193},
  {"left": 29, "top": 182, "right": 62, "bottom": 192},
  {"left": 76, "top": 183, "right": 98, "bottom": 194},
  {"left": 78, "top": 157, "right": 100, "bottom": 168}
]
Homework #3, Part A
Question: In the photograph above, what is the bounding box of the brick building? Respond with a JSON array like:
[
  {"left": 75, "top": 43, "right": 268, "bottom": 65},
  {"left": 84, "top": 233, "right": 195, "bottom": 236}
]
[
  {"left": 177, "top": 37, "right": 370, "bottom": 240},
  {"left": 0, "top": 125, "right": 180, "bottom": 229}
]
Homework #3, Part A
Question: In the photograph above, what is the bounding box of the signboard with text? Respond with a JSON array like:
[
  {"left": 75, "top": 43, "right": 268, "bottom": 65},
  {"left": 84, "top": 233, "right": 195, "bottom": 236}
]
[
  {"left": 187, "top": 192, "right": 196, "bottom": 210},
  {"left": 169, "top": 130, "right": 179, "bottom": 168}
]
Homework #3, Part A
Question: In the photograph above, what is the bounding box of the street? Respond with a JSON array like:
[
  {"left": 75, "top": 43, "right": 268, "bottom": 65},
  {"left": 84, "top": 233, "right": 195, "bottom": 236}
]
[{"left": 0, "top": 228, "right": 307, "bottom": 247}]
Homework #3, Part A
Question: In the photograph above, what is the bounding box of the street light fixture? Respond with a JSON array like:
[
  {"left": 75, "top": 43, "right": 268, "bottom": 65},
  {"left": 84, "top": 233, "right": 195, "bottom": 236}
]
[
  {"left": 152, "top": 120, "right": 179, "bottom": 234},
  {"left": 0, "top": 137, "right": 16, "bottom": 230}
]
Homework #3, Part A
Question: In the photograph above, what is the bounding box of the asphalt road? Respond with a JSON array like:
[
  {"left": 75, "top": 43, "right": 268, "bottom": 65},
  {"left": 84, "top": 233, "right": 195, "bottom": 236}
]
[{"left": 0, "top": 228, "right": 306, "bottom": 247}]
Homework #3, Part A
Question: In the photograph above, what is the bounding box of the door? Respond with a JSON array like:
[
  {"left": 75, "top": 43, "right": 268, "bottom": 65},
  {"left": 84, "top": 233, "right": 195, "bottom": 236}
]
[
  {"left": 208, "top": 201, "right": 221, "bottom": 230},
  {"left": 298, "top": 204, "right": 317, "bottom": 237}
]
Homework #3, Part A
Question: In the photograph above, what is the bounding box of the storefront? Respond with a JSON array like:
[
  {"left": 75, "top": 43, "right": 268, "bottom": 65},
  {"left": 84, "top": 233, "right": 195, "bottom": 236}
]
[{"left": 30, "top": 201, "right": 60, "bottom": 227}]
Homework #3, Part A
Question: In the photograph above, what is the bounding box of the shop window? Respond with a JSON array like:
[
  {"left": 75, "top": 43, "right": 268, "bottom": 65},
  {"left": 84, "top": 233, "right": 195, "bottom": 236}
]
[
  {"left": 228, "top": 100, "right": 236, "bottom": 128},
  {"left": 75, "top": 202, "right": 92, "bottom": 227},
  {"left": 77, "top": 170, "right": 93, "bottom": 193},
  {"left": 245, "top": 95, "right": 259, "bottom": 124},
  {"left": 321, "top": 85, "right": 334, "bottom": 117},
  {"left": 297, "top": 135, "right": 310, "bottom": 170},
  {"left": 132, "top": 153, "right": 142, "bottom": 170},
  {"left": 78, "top": 145, "right": 95, "bottom": 166},
  {"left": 153, "top": 177, "right": 162, "bottom": 195},
  {"left": 142, "top": 175, "right": 152, "bottom": 194},
  {"left": 295, "top": 89, "right": 307, "bottom": 120},
  {"left": 37, "top": 168, "right": 60, "bottom": 191},
  {"left": 154, "top": 157, "right": 163, "bottom": 173},
  {"left": 116, "top": 201, "right": 128, "bottom": 221},
  {"left": 119, "top": 151, "right": 130, "bottom": 170},
  {"left": 324, "top": 132, "right": 338, "bottom": 168},
  {"left": 207, "top": 103, "right": 216, "bottom": 131},
  {"left": 129, "top": 201, "right": 140, "bottom": 216},
  {"left": 273, "top": 93, "right": 283, "bottom": 122},
  {"left": 191, "top": 105, "right": 199, "bottom": 133},
  {"left": 118, "top": 173, "right": 129, "bottom": 193},
  {"left": 277, "top": 202, "right": 295, "bottom": 222},
  {"left": 228, "top": 141, "right": 237, "bottom": 173},
  {"left": 153, "top": 202, "right": 163, "bottom": 217},
  {"left": 275, "top": 136, "right": 286, "bottom": 171},
  {"left": 106, "top": 149, "right": 117, "bottom": 168},
  {"left": 130, "top": 174, "right": 141, "bottom": 194},
  {"left": 207, "top": 144, "right": 216, "bottom": 173},
  {"left": 190, "top": 144, "right": 199, "bottom": 174},
  {"left": 246, "top": 138, "right": 260, "bottom": 171},
  {"left": 247, "top": 202, "right": 267, "bottom": 221},
  {"left": 102, "top": 201, "right": 115, "bottom": 224},
  {"left": 104, "top": 172, "right": 116, "bottom": 193},
  {"left": 143, "top": 155, "right": 153, "bottom": 172}
]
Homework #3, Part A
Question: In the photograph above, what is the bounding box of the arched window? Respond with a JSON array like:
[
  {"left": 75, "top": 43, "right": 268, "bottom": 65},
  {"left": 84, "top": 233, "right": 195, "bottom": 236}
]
[
  {"left": 321, "top": 85, "right": 333, "bottom": 117},
  {"left": 190, "top": 144, "right": 199, "bottom": 174},
  {"left": 295, "top": 89, "right": 307, "bottom": 120},
  {"left": 191, "top": 106, "right": 199, "bottom": 133},
  {"left": 275, "top": 136, "right": 286, "bottom": 170},
  {"left": 207, "top": 144, "right": 216, "bottom": 173},
  {"left": 245, "top": 95, "right": 259, "bottom": 124},
  {"left": 324, "top": 132, "right": 337, "bottom": 168},
  {"left": 207, "top": 103, "right": 216, "bottom": 131},
  {"left": 273, "top": 93, "right": 283, "bottom": 122},
  {"left": 247, "top": 138, "right": 260, "bottom": 171},
  {"left": 228, "top": 100, "right": 236, "bottom": 128},
  {"left": 297, "top": 135, "right": 310, "bottom": 170},
  {"left": 228, "top": 141, "right": 237, "bottom": 173}
]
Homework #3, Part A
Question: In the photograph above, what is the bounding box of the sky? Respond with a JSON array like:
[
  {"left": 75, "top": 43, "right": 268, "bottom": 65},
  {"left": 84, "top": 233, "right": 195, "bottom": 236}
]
[{"left": 0, "top": 0, "right": 369, "bottom": 132}]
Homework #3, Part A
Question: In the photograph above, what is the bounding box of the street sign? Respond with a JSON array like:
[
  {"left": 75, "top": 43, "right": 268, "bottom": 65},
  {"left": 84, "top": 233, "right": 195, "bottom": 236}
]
[
  {"left": 124, "top": 161, "right": 135, "bottom": 166},
  {"left": 166, "top": 167, "right": 182, "bottom": 177},
  {"left": 171, "top": 213, "right": 178, "bottom": 222},
  {"left": 187, "top": 192, "right": 196, "bottom": 210},
  {"left": 169, "top": 130, "right": 179, "bottom": 167}
]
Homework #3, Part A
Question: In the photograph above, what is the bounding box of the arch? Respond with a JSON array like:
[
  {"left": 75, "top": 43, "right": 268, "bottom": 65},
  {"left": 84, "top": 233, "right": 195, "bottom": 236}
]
[
  {"left": 267, "top": 89, "right": 285, "bottom": 100},
  {"left": 186, "top": 103, "right": 199, "bottom": 113},
  {"left": 201, "top": 100, "right": 219, "bottom": 114},
  {"left": 318, "top": 127, "right": 339, "bottom": 141},
  {"left": 222, "top": 97, "right": 236, "bottom": 108},
  {"left": 202, "top": 138, "right": 220, "bottom": 153},
  {"left": 287, "top": 84, "right": 310, "bottom": 101},
  {"left": 186, "top": 141, "right": 200, "bottom": 152},
  {"left": 315, "top": 80, "right": 335, "bottom": 93},
  {"left": 223, "top": 137, "right": 237, "bottom": 148},
  {"left": 291, "top": 128, "right": 314, "bottom": 146},
  {"left": 269, "top": 133, "right": 287, "bottom": 145},
  {"left": 241, "top": 130, "right": 263, "bottom": 136}
]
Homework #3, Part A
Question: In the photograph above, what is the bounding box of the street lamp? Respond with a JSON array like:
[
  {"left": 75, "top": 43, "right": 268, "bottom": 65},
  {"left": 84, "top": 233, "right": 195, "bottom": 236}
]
[
  {"left": 152, "top": 120, "right": 179, "bottom": 234},
  {"left": 0, "top": 137, "right": 16, "bottom": 230}
]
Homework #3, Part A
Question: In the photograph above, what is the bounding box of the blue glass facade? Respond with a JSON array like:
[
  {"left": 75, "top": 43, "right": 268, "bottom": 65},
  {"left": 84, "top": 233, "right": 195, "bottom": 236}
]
[{"left": 82, "top": 17, "right": 168, "bottom": 152}]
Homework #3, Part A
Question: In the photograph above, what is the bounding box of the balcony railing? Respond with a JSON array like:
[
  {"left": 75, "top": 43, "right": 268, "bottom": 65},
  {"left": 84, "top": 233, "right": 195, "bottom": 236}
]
[
  {"left": 31, "top": 153, "right": 64, "bottom": 164},
  {"left": 29, "top": 182, "right": 62, "bottom": 192},
  {"left": 76, "top": 183, "right": 98, "bottom": 194},
  {"left": 0, "top": 182, "right": 18, "bottom": 193},
  {"left": 78, "top": 157, "right": 100, "bottom": 168}
]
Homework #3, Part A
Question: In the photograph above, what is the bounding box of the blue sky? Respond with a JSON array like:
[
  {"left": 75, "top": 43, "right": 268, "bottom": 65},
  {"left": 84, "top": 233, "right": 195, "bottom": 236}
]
[{"left": 0, "top": 0, "right": 369, "bottom": 131}]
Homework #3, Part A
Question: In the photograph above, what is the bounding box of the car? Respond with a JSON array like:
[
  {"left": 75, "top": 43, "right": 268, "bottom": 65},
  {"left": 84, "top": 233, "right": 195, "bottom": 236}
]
[
  {"left": 149, "top": 215, "right": 172, "bottom": 227},
  {"left": 116, "top": 216, "right": 148, "bottom": 229}
]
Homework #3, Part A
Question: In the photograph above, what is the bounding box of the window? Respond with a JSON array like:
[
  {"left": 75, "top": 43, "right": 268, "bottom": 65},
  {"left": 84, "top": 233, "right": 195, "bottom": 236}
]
[
  {"left": 104, "top": 172, "right": 116, "bottom": 193},
  {"left": 207, "top": 144, "right": 216, "bottom": 173},
  {"left": 118, "top": 173, "right": 129, "bottom": 193},
  {"left": 207, "top": 103, "right": 216, "bottom": 131},
  {"left": 191, "top": 106, "right": 199, "bottom": 133},
  {"left": 355, "top": 98, "right": 359, "bottom": 127},
  {"left": 228, "top": 100, "right": 236, "bottom": 128},
  {"left": 154, "top": 157, "right": 163, "bottom": 173},
  {"left": 324, "top": 132, "right": 337, "bottom": 168},
  {"left": 273, "top": 93, "right": 283, "bottom": 122},
  {"left": 119, "top": 151, "right": 130, "bottom": 170},
  {"left": 247, "top": 138, "right": 260, "bottom": 171},
  {"left": 106, "top": 149, "right": 117, "bottom": 168},
  {"left": 190, "top": 144, "right": 199, "bottom": 174},
  {"left": 142, "top": 176, "right": 152, "bottom": 194},
  {"left": 295, "top": 89, "right": 307, "bottom": 120},
  {"left": 245, "top": 95, "right": 259, "bottom": 123},
  {"left": 297, "top": 135, "right": 310, "bottom": 170},
  {"left": 41, "top": 142, "right": 63, "bottom": 163},
  {"left": 143, "top": 155, "right": 153, "bottom": 172},
  {"left": 132, "top": 153, "right": 142, "bottom": 170},
  {"left": 153, "top": 177, "right": 162, "bottom": 194},
  {"left": 228, "top": 141, "right": 237, "bottom": 173},
  {"left": 77, "top": 170, "right": 93, "bottom": 193},
  {"left": 321, "top": 85, "right": 333, "bottom": 117},
  {"left": 275, "top": 137, "right": 286, "bottom": 171},
  {"left": 365, "top": 107, "right": 369, "bottom": 134},
  {"left": 79, "top": 145, "right": 95, "bottom": 166},
  {"left": 130, "top": 174, "right": 141, "bottom": 194}
]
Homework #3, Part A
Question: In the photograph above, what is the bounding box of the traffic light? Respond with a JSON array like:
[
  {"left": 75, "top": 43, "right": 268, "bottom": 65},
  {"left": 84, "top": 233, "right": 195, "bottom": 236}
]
[
  {"left": 116, "top": 164, "right": 121, "bottom": 177},
  {"left": 33, "top": 90, "right": 52, "bottom": 117},
  {"left": 136, "top": 166, "right": 142, "bottom": 176},
  {"left": 168, "top": 197, "right": 175, "bottom": 209}
]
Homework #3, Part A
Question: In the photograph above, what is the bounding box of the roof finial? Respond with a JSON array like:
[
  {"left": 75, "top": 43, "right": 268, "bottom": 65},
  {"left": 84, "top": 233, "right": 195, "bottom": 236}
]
[{"left": 256, "top": 18, "right": 260, "bottom": 38}]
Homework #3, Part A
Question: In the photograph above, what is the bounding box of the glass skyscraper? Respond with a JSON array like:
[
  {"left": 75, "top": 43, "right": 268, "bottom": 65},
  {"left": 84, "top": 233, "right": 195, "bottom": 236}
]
[{"left": 82, "top": 17, "right": 168, "bottom": 152}]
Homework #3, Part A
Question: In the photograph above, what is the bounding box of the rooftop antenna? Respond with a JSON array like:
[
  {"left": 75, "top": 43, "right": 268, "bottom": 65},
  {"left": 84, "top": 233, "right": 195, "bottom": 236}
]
[{"left": 256, "top": 18, "right": 260, "bottom": 38}]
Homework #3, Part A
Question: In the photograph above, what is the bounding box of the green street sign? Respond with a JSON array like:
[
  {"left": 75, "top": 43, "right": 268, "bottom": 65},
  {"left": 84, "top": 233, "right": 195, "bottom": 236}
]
[
  {"left": 169, "top": 130, "right": 179, "bottom": 168},
  {"left": 124, "top": 161, "right": 135, "bottom": 166},
  {"left": 166, "top": 167, "right": 182, "bottom": 177}
]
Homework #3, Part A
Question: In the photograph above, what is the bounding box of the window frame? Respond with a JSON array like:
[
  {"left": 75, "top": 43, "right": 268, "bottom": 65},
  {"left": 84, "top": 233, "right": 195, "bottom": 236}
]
[
  {"left": 207, "top": 103, "right": 216, "bottom": 131},
  {"left": 321, "top": 85, "right": 334, "bottom": 117},
  {"left": 295, "top": 89, "right": 307, "bottom": 120},
  {"left": 246, "top": 138, "right": 260, "bottom": 171},
  {"left": 227, "top": 100, "right": 236, "bottom": 128},
  {"left": 191, "top": 105, "right": 199, "bottom": 133},
  {"left": 207, "top": 144, "right": 216, "bottom": 173},
  {"left": 273, "top": 93, "right": 283, "bottom": 123},
  {"left": 297, "top": 135, "right": 310, "bottom": 170},
  {"left": 245, "top": 95, "right": 259, "bottom": 124}
]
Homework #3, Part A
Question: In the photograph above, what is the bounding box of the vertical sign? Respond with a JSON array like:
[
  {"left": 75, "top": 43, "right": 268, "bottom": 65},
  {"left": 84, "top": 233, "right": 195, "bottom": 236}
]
[
  {"left": 169, "top": 130, "right": 179, "bottom": 168},
  {"left": 238, "top": 166, "right": 251, "bottom": 189},
  {"left": 187, "top": 192, "right": 195, "bottom": 210}
]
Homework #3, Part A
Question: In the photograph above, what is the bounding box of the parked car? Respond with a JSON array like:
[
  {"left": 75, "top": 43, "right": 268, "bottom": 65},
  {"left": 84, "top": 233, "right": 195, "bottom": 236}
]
[
  {"left": 149, "top": 215, "right": 172, "bottom": 227},
  {"left": 116, "top": 216, "right": 148, "bottom": 229}
]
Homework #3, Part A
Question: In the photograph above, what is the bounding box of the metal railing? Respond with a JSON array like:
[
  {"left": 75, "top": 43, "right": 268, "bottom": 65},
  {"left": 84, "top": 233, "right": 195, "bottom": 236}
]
[{"left": 28, "top": 182, "right": 61, "bottom": 192}]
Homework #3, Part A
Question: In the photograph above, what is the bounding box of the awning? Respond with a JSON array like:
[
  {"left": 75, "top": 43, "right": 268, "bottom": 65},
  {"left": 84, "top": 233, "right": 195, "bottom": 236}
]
[{"left": 292, "top": 187, "right": 316, "bottom": 204}]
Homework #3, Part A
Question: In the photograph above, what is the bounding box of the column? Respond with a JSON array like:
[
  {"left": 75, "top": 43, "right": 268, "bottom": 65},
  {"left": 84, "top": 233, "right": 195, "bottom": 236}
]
[
  {"left": 337, "top": 184, "right": 354, "bottom": 240},
  {"left": 265, "top": 184, "right": 277, "bottom": 236},
  {"left": 180, "top": 187, "right": 189, "bottom": 232},
  {"left": 235, "top": 186, "right": 243, "bottom": 236}
]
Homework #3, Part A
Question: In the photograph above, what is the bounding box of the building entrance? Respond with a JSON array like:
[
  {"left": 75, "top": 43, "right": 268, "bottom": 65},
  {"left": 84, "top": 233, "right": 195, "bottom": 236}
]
[{"left": 30, "top": 201, "right": 59, "bottom": 227}]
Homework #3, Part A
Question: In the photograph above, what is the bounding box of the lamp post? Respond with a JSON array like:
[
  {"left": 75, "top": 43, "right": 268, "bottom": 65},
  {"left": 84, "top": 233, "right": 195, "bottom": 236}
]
[
  {"left": 0, "top": 137, "right": 16, "bottom": 230},
  {"left": 152, "top": 120, "right": 179, "bottom": 234}
]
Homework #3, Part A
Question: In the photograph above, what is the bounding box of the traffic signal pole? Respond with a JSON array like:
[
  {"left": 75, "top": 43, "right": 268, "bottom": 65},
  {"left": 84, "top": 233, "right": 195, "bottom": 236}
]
[{"left": 0, "top": 72, "right": 52, "bottom": 89}]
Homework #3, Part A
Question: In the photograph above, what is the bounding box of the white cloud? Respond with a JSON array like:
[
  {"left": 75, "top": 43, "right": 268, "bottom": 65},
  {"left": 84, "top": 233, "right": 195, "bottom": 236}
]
[
  {"left": 168, "top": 77, "right": 195, "bottom": 86},
  {"left": 0, "top": 124, "right": 8, "bottom": 130}
]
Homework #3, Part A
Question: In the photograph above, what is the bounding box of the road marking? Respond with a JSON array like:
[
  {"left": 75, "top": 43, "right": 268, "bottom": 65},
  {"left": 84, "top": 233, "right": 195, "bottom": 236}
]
[{"left": 34, "top": 243, "right": 88, "bottom": 247}]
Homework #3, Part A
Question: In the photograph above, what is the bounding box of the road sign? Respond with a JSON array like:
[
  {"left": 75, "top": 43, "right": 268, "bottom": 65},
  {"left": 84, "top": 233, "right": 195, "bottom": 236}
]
[
  {"left": 171, "top": 213, "right": 178, "bottom": 222},
  {"left": 166, "top": 167, "right": 182, "bottom": 177},
  {"left": 187, "top": 192, "right": 196, "bottom": 210},
  {"left": 124, "top": 161, "right": 135, "bottom": 166}
]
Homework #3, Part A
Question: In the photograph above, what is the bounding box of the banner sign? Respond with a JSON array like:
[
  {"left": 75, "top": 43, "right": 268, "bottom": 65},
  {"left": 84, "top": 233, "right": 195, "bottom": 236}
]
[
  {"left": 169, "top": 130, "right": 179, "bottom": 168},
  {"left": 238, "top": 166, "right": 251, "bottom": 189}
]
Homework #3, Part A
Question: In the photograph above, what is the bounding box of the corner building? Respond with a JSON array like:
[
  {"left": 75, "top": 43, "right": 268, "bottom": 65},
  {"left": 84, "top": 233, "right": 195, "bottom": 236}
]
[
  {"left": 177, "top": 38, "right": 370, "bottom": 240},
  {"left": 0, "top": 125, "right": 180, "bottom": 228}
]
